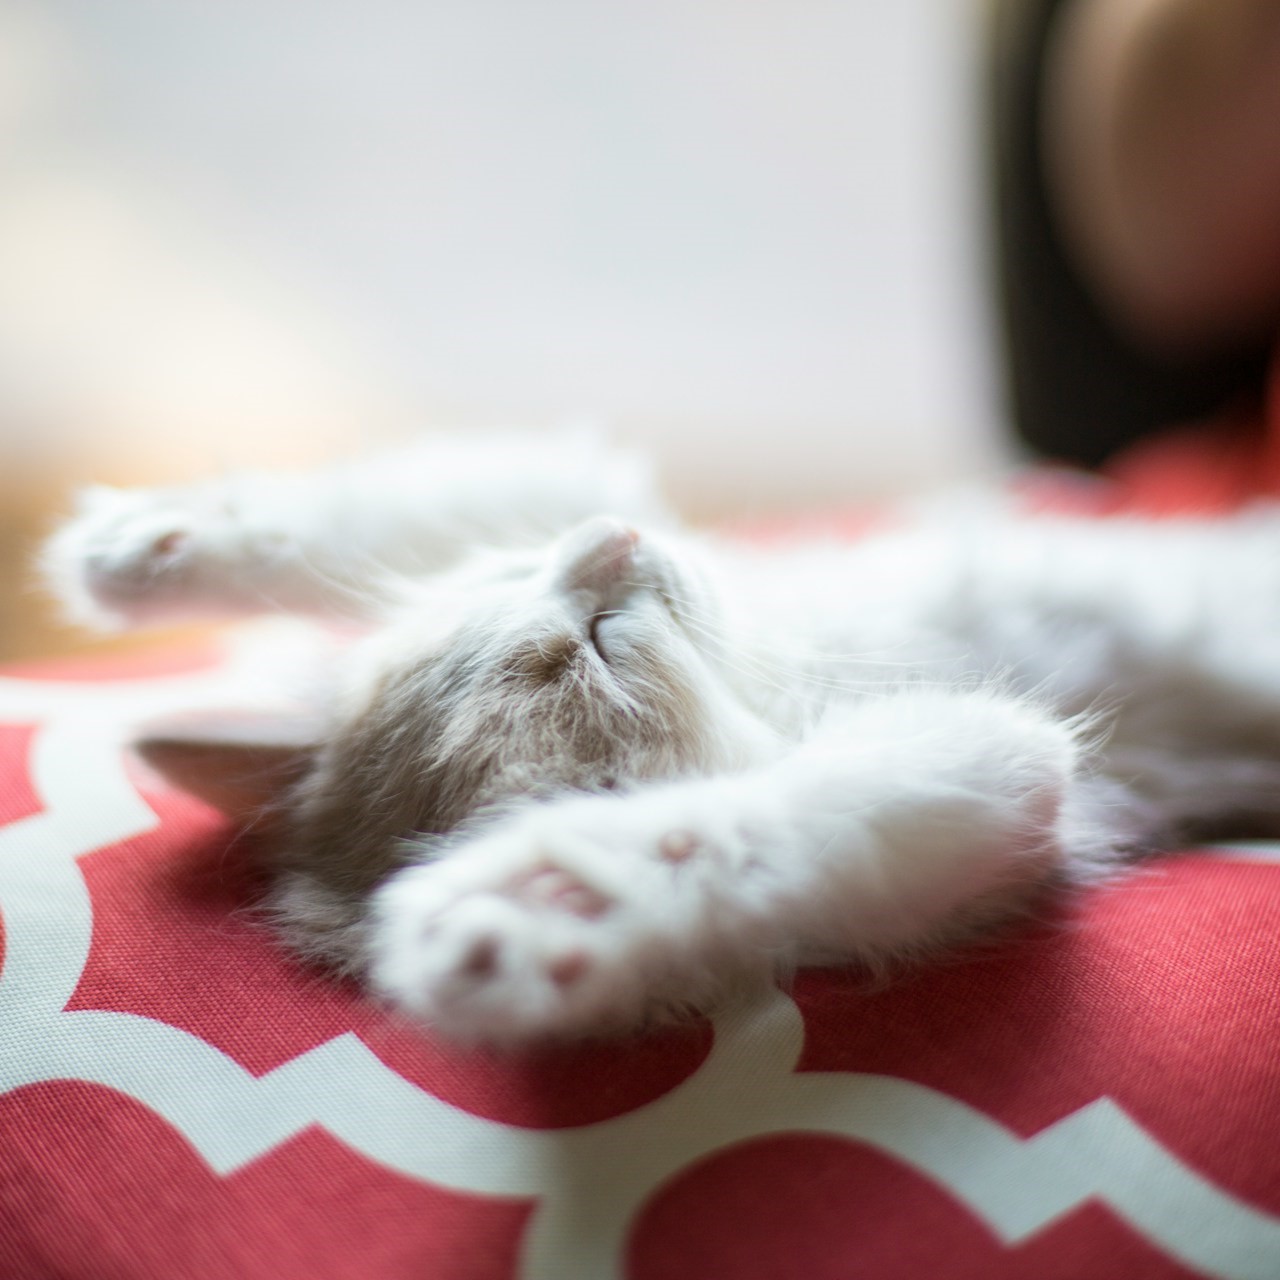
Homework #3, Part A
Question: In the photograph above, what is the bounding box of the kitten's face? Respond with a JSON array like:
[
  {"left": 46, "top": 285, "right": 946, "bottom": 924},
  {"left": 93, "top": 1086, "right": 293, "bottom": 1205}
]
[{"left": 282, "top": 518, "right": 768, "bottom": 897}]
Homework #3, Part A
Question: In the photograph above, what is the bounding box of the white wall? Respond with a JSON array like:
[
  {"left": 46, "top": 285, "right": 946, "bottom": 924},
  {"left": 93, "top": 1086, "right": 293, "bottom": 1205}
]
[{"left": 0, "top": 0, "right": 1002, "bottom": 514}]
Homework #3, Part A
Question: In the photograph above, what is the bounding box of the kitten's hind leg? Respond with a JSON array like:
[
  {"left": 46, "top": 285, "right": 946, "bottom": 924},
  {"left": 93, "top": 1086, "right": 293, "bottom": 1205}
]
[{"left": 370, "top": 689, "right": 1108, "bottom": 1041}]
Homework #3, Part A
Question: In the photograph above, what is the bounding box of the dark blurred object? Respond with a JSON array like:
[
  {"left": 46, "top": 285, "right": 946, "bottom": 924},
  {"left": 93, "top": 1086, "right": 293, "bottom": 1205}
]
[{"left": 987, "top": 0, "right": 1272, "bottom": 467}]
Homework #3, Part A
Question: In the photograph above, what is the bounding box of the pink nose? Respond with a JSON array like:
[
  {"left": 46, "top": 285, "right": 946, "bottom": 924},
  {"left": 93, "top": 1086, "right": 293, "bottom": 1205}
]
[{"left": 559, "top": 518, "right": 641, "bottom": 593}]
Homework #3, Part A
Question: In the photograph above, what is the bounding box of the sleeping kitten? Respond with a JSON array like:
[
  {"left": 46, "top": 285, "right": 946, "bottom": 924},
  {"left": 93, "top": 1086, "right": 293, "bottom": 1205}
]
[{"left": 42, "top": 432, "right": 1280, "bottom": 1039}]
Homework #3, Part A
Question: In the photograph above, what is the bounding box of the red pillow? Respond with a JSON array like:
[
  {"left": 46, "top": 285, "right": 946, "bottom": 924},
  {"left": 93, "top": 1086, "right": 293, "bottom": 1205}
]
[{"left": 1, "top": 633, "right": 1278, "bottom": 1279}]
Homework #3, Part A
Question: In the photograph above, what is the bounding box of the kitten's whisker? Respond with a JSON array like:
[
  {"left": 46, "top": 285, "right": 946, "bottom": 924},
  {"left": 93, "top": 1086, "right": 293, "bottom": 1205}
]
[{"left": 666, "top": 607, "right": 935, "bottom": 702}]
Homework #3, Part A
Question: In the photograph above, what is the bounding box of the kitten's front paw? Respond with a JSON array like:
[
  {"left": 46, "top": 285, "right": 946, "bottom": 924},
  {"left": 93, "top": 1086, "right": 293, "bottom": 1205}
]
[
  {"left": 42, "top": 484, "right": 275, "bottom": 627},
  {"left": 369, "top": 801, "right": 727, "bottom": 1041}
]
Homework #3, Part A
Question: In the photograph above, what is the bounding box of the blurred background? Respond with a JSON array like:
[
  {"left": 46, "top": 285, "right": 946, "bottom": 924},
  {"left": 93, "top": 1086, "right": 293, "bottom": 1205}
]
[{"left": 0, "top": 0, "right": 1006, "bottom": 661}]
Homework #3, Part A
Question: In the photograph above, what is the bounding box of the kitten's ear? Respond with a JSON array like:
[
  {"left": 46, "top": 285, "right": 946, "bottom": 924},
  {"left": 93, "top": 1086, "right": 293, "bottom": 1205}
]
[{"left": 133, "top": 710, "right": 322, "bottom": 821}]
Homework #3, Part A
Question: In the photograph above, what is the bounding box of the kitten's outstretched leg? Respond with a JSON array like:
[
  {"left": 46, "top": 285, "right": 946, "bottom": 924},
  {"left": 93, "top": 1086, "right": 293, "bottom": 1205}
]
[
  {"left": 42, "top": 430, "right": 665, "bottom": 628},
  {"left": 370, "top": 689, "right": 1105, "bottom": 1040}
]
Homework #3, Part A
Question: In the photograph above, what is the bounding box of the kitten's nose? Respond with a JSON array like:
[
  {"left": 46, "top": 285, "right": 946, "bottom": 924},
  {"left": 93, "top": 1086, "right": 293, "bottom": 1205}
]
[{"left": 557, "top": 518, "right": 640, "bottom": 594}]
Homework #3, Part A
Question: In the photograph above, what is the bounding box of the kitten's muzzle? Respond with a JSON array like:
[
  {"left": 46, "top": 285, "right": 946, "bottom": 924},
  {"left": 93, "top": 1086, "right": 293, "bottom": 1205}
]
[{"left": 555, "top": 518, "right": 641, "bottom": 596}]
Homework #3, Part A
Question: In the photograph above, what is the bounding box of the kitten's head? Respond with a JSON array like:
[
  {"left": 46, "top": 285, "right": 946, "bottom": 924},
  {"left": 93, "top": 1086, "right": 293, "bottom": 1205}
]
[{"left": 138, "top": 518, "right": 772, "bottom": 948}]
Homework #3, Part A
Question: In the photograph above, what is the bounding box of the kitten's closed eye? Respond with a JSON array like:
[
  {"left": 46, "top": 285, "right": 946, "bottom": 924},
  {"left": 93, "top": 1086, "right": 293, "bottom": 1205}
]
[
  {"left": 588, "top": 611, "right": 640, "bottom": 670},
  {"left": 587, "top": 611, "right": 616, "bottom": 661}
]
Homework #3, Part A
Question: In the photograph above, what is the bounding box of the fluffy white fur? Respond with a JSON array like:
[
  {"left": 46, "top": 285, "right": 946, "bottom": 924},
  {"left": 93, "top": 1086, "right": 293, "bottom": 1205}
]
[{"left": 41, "top": 432, "right": 1280, "bottom": 1040}]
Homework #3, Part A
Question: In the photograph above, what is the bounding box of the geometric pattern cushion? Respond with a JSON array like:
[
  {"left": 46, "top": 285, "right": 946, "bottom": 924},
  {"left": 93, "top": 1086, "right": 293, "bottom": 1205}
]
[{"left": 1, "top": 633, "right": 1278, "bottom": 1279}]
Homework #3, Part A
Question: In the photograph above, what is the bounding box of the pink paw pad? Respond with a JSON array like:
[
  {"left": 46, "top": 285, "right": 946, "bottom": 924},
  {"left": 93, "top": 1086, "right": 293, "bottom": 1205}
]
[
  {"left": 457, "top": 936, "right": 501, "bottom": 979},
  {"left": 548, "top": 950, "right": 591, "bottom": 987},
  {"left": 150, "top": 530, "right": 189, "bottom": 560},
  {"left": 658, "top": 831, "right": 701, "bottom": 864},
  {"left": 517, "top": 864, "right": 611, "bottom": 918}
]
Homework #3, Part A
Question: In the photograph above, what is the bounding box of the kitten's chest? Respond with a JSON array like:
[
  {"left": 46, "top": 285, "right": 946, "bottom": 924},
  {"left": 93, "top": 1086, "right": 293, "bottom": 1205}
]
[
  {"left": 724, "top": 549, "right": 964, "bottom": 721},
  {"left": 724, "top": 529, "right": 1108, "bottom": 703}
]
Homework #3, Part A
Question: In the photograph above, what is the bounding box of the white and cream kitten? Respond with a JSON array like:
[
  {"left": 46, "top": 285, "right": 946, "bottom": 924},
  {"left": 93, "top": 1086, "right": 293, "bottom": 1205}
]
[{"left": 42, "top": 432, "right": 1280, "bottom": 1039}]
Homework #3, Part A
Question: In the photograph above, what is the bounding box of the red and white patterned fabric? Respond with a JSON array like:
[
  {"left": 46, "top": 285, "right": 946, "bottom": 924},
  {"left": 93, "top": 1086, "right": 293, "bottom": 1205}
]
[{"left": 1, "top": 622, "right": 1278, "bottom": 1279}]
